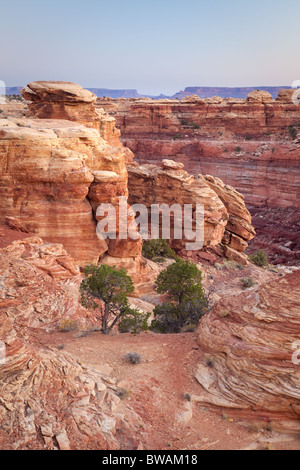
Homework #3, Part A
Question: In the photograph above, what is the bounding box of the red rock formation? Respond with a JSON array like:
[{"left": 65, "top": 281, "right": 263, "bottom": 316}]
[
  {"left": 127, "top": 160, "right": 255, "bottom": 264},
  {"left": 0, "top": 82, "right": 140, "bottom": 268},
  {"left": 97, "top": 92, "right": 300, "bottom": 209},
  {"left": 0, "top": 236, "right": 145, "bottom": 449},
  {"left": 195, "top": 270, "right": 300, "bottom": 433},
  {"left": 97, "top": 92, "right": 300, "bottom": 265}
]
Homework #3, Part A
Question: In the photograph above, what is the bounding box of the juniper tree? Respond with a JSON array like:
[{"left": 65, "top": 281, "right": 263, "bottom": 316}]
[{"left": 80, "top": 264, "right": 148, "bottom": 334}]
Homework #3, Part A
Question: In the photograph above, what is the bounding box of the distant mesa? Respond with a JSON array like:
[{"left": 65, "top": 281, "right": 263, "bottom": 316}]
[{"left": 6, "top": 85, "right": 291, "bottom": 100}]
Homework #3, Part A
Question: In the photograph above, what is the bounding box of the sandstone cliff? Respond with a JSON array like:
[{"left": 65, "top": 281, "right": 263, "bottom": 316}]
[
  {"left": 128, "top": 160, "right": 255, "bottom": 264},
  {"left": 0, "top": 82, "right": 141, "bottom": 270},
  {"left": 97, "top": 91, "right": 300, "bottom": 209}
]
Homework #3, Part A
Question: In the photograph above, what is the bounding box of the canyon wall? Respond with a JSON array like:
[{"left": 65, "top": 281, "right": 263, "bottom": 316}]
[
  {"left": 97, "top": 91, "right": 300, "bottom": 209},
  {"left": 0, "top": 81, "right": 257, "bottom": 273},
  {"left": 97, "top": 91, "right": 300, "bottom": 265}
]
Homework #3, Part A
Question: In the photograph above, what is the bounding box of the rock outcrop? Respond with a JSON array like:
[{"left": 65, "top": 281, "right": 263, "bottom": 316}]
[
  {"left": 195, "top": 270, "right": 300, "bottom": 433},
  {"left": 0, "top": 236, "right": 145, "bottom": 449},
  {"left": 128, "top": 160, "right": 255, "bottom": 263},
  {"left": 0, "top": 82, "right": 140, "bottom": 270}
]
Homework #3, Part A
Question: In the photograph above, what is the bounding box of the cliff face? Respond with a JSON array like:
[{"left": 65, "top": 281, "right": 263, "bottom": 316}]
[
  {"left": 128, "top": 160, "right": 255, "bottom": 264},
  {"left": 0, "top": 82, "right": 140, "bottom": 269},
  {"left": 97, "top": 91, "right": 300, "bottom": 209},
  {"left": 195, "top": 270, "right": 300, "bottom": 434}
]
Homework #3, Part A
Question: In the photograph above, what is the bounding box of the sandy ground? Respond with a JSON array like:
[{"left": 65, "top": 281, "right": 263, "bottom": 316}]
[{"left": 38, "top": 329, "right": 300, "bottom": 451}]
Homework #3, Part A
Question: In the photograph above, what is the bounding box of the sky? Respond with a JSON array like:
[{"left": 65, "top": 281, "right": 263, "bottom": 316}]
[{"left": 1, "top": 0, "right": 300, "bottom": 95}]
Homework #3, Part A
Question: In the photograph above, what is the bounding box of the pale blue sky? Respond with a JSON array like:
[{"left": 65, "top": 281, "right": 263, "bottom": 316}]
[{"left": 1, "top": 0, "right": 299, "bottom": 95}]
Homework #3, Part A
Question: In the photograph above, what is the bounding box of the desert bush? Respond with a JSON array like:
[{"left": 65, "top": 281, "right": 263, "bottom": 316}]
[
  {"left": 118, "top": 309, "right": 150, "bottom": 334},
  {"left": 125, "top": 352, "right": 142, "bottom": 365},
  {"left": 116, "top": 387, "right": 132, "bottom": 400},
  {"left": 249, "top": 250, "right": 269, "bottom": 267},
  {"left": 142, "top": 239, "right": 176, "bottom": 261},
  {"left": 58, "top": 319, "right": 79, "bottom": 332},
  {"left": 289, "top": 125, "right": 297, "bottom": 140},
  {"left": 240, "top": 277, "right": 255, "bottom": 289}
]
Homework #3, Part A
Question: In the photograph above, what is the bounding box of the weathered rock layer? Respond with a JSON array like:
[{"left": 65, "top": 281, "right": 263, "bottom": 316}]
[
  {"left": 97, "top": 92, "right": 300, "bottom": 209},
  {"left": 195, "top": 270, "right": 300, "bottom": 433},
  {"left": 0, "top": 82, "right": 140, "bottom": 268},
  {"left": 128, "top": 160, "right": 255, "bottom": 263},
  {"left": 0, "top": 236, "right": 144, "bottom": 449}
]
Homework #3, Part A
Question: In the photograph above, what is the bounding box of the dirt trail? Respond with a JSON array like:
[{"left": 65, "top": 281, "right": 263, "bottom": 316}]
[{"left": 40, "top": 330, "right": 300, "bottom": 450}]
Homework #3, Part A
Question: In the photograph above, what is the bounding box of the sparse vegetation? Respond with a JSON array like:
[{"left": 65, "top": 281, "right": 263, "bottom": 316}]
[
  {"left": 288, "top": 125, "right": 297, "bottom": 140},
  {"left": 204, "top": 354, "right": 215, "bottom": 368},
  {"left": 240, "top": 276, "right": 255, "bottom": 289},
  {"left": 179, "top": 119, "right": 199, "bottom": 129},
  {"left": 80, "top": 264, "right": 148, "bottom": 335},
  {"left": 142, "top": 238, "right": 176, "bottom": 261},
  {"left": 249, "top": 250, "right": 269, "bottom": 267},
  {"left": 116, "top": 387, "right": 132, "bottom": 400},
  {"left": 125, "top": 352, "right": 142, "bottom": 365},
  {"left": 58, "top": 318, "right": 79, "bottom": 333},
  {"left": 173, "top": 133, "right": 181, "bottom": 140},
  {"left": 150, "top": 258, "right": 208, "bottom": 334},
  {"left": 180, "top": 118, "right": 188, "bottom": 125},
  {"left": 235, "top": 146, "right": 242, "bottom": 153}
]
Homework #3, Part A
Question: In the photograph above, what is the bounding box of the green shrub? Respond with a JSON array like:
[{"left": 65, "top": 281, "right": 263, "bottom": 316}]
[
  {"left": 116, "top": 387, "right": 132, "bottom": 400},
  {"left": 118, "top": 309, "right": 150, "bottom": 334},
  {"left": 150, "top": 258, "right": 208, "bottom": 334},
  {"left": 142, "top": 239, "right": 176, "bottom": 261},
  {"left": 173, "top": 133, "right": 181, "bottom": 140},
  {"left": 249, "top": 250, "right": 269, "bottom": 267},
  {"left": 289, "top": 125, "right": 297, "bottom": 140},
  {"left": 235, "top": 146, "right": 242, "bottom": 152},
  {"left": 240, "top": 277, "right": 255, "bottom": 289}
]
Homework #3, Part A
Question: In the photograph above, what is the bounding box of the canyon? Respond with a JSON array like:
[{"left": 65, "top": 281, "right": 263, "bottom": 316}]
[
  {"left": 0, "top": 82, "right": 299, "bottom": 450},
  {"left": 97, "top": 91, "right": 300, "bottom": 265}
]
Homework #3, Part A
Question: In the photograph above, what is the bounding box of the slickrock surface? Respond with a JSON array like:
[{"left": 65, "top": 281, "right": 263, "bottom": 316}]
[
  {"left": 128, "top": 161, "right": 255, "bottom": 262},
  {"left": 195, "top": 269, "right": 300, "bottom": 433},
  {"left": 0, "top": 235, "right": 145, "bottom": 450}
]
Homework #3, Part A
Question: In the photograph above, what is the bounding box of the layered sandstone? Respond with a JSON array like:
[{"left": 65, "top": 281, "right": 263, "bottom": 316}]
[
  {"left": 0, "top": 82, "right": 140, "bottom": 269},
  {"left": 97, "top": 91, "right": 300, "bottom": 209},
  {"left": 128, "top": 160, "right": 255, "bottom": 263},
  {"left": 195, "top": 270, "right": 300, "bottom": 433},
  {"left": 0, "top": 236, "right": 144, "bottom": 449}
]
